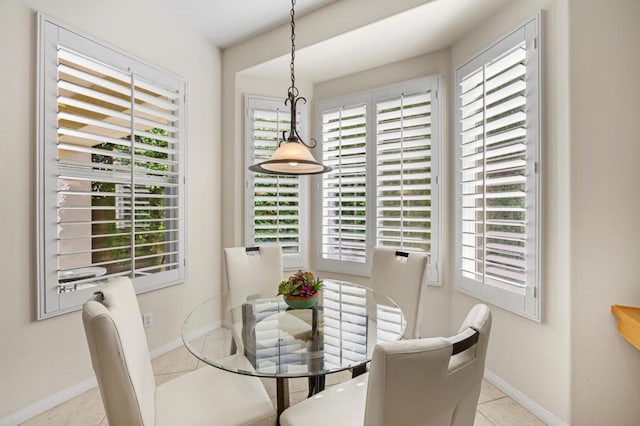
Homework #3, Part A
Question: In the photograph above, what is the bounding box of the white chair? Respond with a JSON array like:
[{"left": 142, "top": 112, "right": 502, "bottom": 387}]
[
  {"left": 224, "top": 245, "right": 284, "bottom": 309},
  {"left": 225, "top": 245, "right": 282, "bottom": 352},
  {"left": 280, "top": 304, "right": 492, "bottom": 426},
  {"left": 82, "top": 277, "right": 276, "bottom": 426},
  {"left": 371, "top": 247, "right": 430, "bottom": 339},
  {"left": 224, "top": 245, "right": 316, "bottom": 395}
]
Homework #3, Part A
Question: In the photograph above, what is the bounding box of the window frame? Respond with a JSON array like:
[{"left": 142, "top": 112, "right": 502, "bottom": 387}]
[
  {"left": 36, "top": 14, "right": 187, "bottom": 319},
  {"left": 244, "top": 95, "right": 309, "bottom": 270},
  {"left": 454, "top": 13, "right": 542, "bottom": 321},
  {"left": 315, "top": 76, "right": 442, "bottom": 282}
]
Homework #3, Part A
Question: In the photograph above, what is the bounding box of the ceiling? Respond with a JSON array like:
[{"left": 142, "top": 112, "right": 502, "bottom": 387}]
[
  {"left": 241, "top": 0, "right": 511, "bottom": 83},
  {"left": 151, "top": 0, "right": 511, "bottom": 84},
  {"left": 150, "top": 0, "right": 336, "bottom": 49}
]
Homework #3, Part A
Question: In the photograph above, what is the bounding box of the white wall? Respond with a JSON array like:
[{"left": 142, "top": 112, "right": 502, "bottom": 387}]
[
  {"left": 569, "top": 0, "right": 640, "bottom": 423},
  {"left": 0, "top": 0, "right": 221, "bottom": 418},
  {"left": 450, "top": 0, "right": 571, "bottom": 422}
]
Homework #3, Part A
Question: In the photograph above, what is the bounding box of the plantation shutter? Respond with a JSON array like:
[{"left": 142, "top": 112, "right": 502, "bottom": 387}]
[
  {"left": 320, "top": 103, "right": 368, "bottom": 269},
  {"left": 455, "top": 16, "right": 540, "bottom": 320},
  {"left": 375, "top": 91, "right": 434, "bottom": 254},
  {"left": 316, "top": 76, "right": 441, "bottom": 280},
  {"left": 245, "top": 97, "right": 305, "bottom": 269},
  {"left": 38, "top": 16, "right": 186, "bottom": 318}
]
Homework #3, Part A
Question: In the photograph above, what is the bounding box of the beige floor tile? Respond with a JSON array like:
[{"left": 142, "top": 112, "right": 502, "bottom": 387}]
[
  {"left": 478, "top": 379, "right": 506, "bottom": 404},
  {"left": 288, "top": 377, "right": 311, "bottom": 394},
  {"left": 478, "top": 397, "right": 544, "bottom": 426},
  {"left": 200, "top": 334, "right": 233, "bottom": 359},
  {"left": 289, "top": 389, "right": 310, "bottom": 406},
  {"left": 22, "top": 387, "right": 105, "bottom": 426},
  {"left": 151, "top": 345, "right": 199, "bottom": 375},
  {"left": 474, "top": 411, "right": 495, "bottom": 425},
  {"left": 259, "top": 376, "right": 313, "bottom": 398},
  {"left": 260, "top": 377, "right": 278, "bottom": 398},
  {"left": 20, "top": 363, "right": 539, "bottom": 426},
  {"left": 325, "top": 369, "right": 352, "bottom": 386}
]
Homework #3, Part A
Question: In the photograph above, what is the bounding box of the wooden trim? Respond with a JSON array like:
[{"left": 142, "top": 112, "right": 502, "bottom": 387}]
[{"left": 611, "top": 305, "right": 640, "bottom": 351}]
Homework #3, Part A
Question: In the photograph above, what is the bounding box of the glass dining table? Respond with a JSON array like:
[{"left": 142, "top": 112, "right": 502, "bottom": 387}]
[{"left": 181, "top": 279, "right": 406, "bottom": 419}]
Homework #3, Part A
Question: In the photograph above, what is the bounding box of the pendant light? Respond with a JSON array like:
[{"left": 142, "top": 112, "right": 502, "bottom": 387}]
[{"left": 249, "top": 0, "right": 331, "bottom": 176}]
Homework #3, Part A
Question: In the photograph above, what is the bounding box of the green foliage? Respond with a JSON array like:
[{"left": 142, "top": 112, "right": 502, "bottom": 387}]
[
  {"left": 91, "top": 128, "right": 172, "bottom": 272},
  {"left": 277, "top": 270, "right": 323, "bottom": 297}
]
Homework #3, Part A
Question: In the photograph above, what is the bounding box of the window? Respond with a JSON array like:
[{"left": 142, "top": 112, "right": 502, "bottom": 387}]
[
  {"left": 316, "top": 76, "right": 441, "bottom": 281},
  {"left": 455, "top": 15, "right": 541, "bottom": 320},
  {"left": 245, "top": 96, "right": 307, "bottom": 270},
  {"left": 37, "top": 15, "right": 186, "bottom": 318}
]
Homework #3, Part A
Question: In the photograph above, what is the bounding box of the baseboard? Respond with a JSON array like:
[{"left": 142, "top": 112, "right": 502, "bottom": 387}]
[
  {"left": 484, "top": 369, "right": 568, "bottom": 426},
  {"left": 0, "top": 376, "right": 98, "bottom": 426},
  {"left": 0, "top": 322, "right": 220, "bottom": 426}
]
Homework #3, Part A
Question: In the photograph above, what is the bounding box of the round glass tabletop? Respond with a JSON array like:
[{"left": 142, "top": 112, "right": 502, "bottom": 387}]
[{"left": 181, "top": 279, "right": 406, "bottom": 379}]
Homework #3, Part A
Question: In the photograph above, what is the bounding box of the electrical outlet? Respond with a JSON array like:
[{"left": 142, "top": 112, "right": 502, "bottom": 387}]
[{"left": 142, "top": 312, "right": 154, "bottom": 328}]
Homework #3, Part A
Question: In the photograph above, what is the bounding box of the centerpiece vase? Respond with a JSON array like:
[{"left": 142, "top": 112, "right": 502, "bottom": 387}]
[{"left": 284, "top": 292, "right": 319, "bottom": 309}]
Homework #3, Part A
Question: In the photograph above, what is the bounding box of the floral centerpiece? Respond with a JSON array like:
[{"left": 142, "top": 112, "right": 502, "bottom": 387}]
[{"left": 277, "top": 270, "right": 323, "bottom": 309}]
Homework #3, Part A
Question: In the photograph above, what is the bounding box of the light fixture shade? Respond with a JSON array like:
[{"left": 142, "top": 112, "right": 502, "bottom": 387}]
[{"left": 249, "top": 141, "right": 331, "bottom": 175}]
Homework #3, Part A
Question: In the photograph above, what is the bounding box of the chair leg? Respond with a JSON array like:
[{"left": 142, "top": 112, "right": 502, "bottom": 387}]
[
  {"left": 352, "top": 364, "right": 367, "bottom": 378},
  {"left": 307, "top": 375, "right": 326, "bottom": 397},
  {"left": 276, "top": 377, "right": 290, "bottom": 418}
]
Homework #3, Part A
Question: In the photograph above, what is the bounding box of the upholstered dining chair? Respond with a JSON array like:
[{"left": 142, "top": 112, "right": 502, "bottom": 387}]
[
  {"left": 224, "top": 245, "right": 286, "bottom": 352},
  {"left": 279, "top": 304, "right": 492, "bottom": 426},
  {"left": 370, "top": 247, "right": 430, "bottom": 339},
  {"left": 224, "top": 245, "right": 284, "bottom": 309},
  {"left": 82, "top": 277, "right": 276, "bottom": 426}
]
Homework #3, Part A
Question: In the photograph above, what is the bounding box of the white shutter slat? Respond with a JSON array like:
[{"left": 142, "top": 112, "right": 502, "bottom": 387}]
[
  {"left": 377, "top": 103, "right": 431, "bottom": 121},
  {"left": 377, "top": 115, "right": 431, "bottom": 132},
  {"left": 459, "top": 68, "right": 483, "bottom": 94},
  {"left": 377, "top": 138, "right": 431, "bottom": 152},
  {"left": 377, "top": 92, "right": 430, "bottom": 110},
  {"left": 485, "top": 45, "right": 526, "bottom": 79},
  {"left": 376, "top": 126, "right": 430, "bottom": 142},
  {"left": 58, "top": 47, "right": 130, "bottom": 84},
  {"left": 322, "top": 114, "right": 367, "bottom": 131},
  {"left": 322, "top": 135, "right": 367, "bottom": 149},
  {"left": 321, "top": 105, "right": 366, "bottom": 122}
]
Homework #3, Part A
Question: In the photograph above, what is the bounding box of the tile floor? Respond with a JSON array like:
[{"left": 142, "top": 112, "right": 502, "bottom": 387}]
[{"left": 22, "top": 346, "right": 545, "bottom": 425}]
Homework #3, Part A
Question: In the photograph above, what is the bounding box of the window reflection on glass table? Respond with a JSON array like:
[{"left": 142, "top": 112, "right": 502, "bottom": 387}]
[{"left": 182, "top": 279, "right": 405, "bottom": 419}]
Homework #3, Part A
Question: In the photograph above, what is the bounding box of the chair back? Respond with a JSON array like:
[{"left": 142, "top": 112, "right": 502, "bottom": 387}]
[
  {"left": 82, "top": 277, "right": 156, "bottom": 426},
  {"left": 364, "top": 304, "right": 492, "bottom": 426},
  {"left": 370, "top": 247, "right": 429, "bottom": 338},
  {"left": 224, "top": 245, "right": 283, "bottom": 309}
]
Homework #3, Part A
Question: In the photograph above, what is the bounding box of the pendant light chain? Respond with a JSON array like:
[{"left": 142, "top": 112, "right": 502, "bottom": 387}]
[
  {"left": 247, "top": 0, "right": 331, "bottom": 175},
  {"left": 289, "top": 0, "right": 297, "bottom": 97}
]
